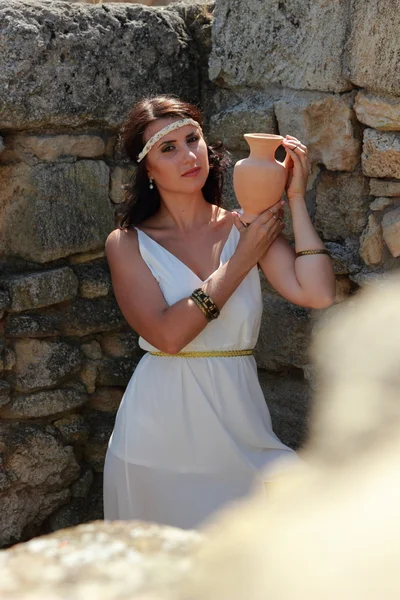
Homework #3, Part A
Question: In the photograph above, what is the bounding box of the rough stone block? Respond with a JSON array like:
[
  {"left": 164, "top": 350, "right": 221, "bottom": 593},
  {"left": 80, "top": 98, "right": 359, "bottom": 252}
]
[
  {"left": 354, "top": 92, "right": 400, "bottom": 131},
  {"left": 81, "top": 341, "right": 102, "bottom": 360},
  {"left": 59, "top": 296, "right": 126, "bottom": 336},
  {"left": 11, "top": 134, "right": 106, "bottom": 162},
  {"left": 100, "top": 331, "right": 140, "bottom": 357},
  {"left": 350, "top": 269, "right": 391, "bottom": 287},
  {"left": 69, "top": 250, "right": 106, "bottom": 265},
  {"left": 0, "top": 0, "right": 200, "bottom": 129},
  {"left": 315, "top": 171, "right": 369, "bottom": 241},
  {"left": 89, "top": 387, "right": 124, "bottom": 413},
  {"left": 275, "top": 92, "right": 360, "bottom": 171},
  {"left": 0, "top": 385, "right": 88, "bottom": 419},
  {"left": 0, "top": 289, "right": 11, "bottom": 318},
  {"left": 359, "top": 214, "right": 384, "bottom": 266},
  {"left": 325, "top": 240, "right": 361, "bottom": 275},
  {"left": 382, "top": 207, "right": 400, "bottom": 258},
  {"left": 0, "top": 422, "right": 79, "bottom": 547},
  {"left": 362, "top": 130, "right": 400, "bottom": 179},
  {"left": 73, "top": 260, "right": 112, "bottom": 299},
  {"left": 210, "top": 0, "right": 352, "bottom": 92},
  {"left": 83, "top": 410, "right": 116, "bottom": 472},
  {"left": 79, "top": 361, "right": 98, "bottom": 394},
  {"left": 0, "top": 161, "right": 114, "bottom": 263},
  {"left": 254, "top": 284, "right": 310, "bottom": 371},
  {"left": 110, "top": 165, "right": 136, "bottom": 204},
  {"left": 2, "top": 267, "right": 78, "bottom": 313},
  {"left": 258, "top": 370, "right": 310, "bottom": 450},
  {"left": 97, "top": 356, "right": 138, "bottom": 386},
  {"left": 5, "top": 312, "right": 63, "bottom": 338},
  {"left": 370, "top": 197, "right": 393, "bottom": 211},
  {"left": 370, "top": 179, "right": 400, "bottom": 197},
  {"left": 208, "top": 99, "right": 277, "bottom": 152},
  {"left": 334, "top": 277, "right": 352, "bottom": 303},
  {"left": 344, "top": 0, "right": 400, "bottom": 96},
  {"left": 0, "top": 380, "right": 11, "bottom": 408},
  {"left": 5, "top": 296, "right": 126, "bottom": 338},
  {"left": 13, "top": 339, "right": 82, "bottom": 392},
  {"left": 70, "top": 466, "right": 94, "bottom": 499},
  {"left": 54, "top": 414, "right": 91, "bottom": 445}
]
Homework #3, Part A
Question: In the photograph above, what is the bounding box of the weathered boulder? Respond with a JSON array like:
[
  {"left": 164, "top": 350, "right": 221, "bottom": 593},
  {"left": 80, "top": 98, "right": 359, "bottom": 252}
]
[
  {"left": 0, "top": 0, "right": 200, "bottom": 129},
  {"left": 210, "top": 0, "right": 352, "bottom": 92},
  {"left": 0, "top": 161, "right": 114, "bottom": 263},
  {"left": 315, "top": 171, "right": 369, "bottom": 241},
  {"left": 344, "top": 0, "right": 400, "bottom": 96},
  {"left": 0, "top": 520, "right": 201, "bottom": 598},
  {"left": 362, "top": 129, "right": 400, "bottom": 179},
  {"left": 275, "top": 92, "right": 360, "bottom": 171},
  {"left": 0, "top": 422, "right": 80, "bottom": 547}
]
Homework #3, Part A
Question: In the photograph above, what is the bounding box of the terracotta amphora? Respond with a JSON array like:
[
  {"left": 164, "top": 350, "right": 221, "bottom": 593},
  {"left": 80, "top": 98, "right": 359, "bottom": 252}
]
[{"left": 233, "top": 134, "right": 289, "bottom": 223}]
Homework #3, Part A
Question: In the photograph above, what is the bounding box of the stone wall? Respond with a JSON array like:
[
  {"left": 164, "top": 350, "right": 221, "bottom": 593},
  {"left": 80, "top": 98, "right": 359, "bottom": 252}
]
[
  {"left": 1, "top": 0, "right": 399, "bottom": 548},
  {"left": 0, "top": 0, "right": 211, "bottom": 547},
  {"left": 206, "top": 0, "right": 400, "bottom": 428}
]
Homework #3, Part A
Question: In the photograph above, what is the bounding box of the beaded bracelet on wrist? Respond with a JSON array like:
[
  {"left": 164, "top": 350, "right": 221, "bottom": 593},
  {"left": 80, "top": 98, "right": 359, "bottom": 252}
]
[{"left": 190, "top": 288, "right": 220, "bottom": 321}]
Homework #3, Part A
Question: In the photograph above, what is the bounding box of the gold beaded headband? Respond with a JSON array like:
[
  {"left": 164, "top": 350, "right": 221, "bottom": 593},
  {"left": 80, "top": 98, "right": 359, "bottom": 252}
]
[{"left": 137, "top": 118, "right": 202, "bottom": 163}]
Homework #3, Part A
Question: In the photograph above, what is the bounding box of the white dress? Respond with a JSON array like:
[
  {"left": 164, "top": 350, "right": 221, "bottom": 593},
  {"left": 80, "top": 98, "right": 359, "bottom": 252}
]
[{"left": 103, "top": 223, "right": 298, "bottom": 529}]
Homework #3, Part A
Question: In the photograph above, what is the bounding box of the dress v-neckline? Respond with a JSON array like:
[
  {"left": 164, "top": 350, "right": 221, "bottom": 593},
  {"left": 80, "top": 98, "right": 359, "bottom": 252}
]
[{"left": 136, "top": 224, "right": 235, "bottom": 283}]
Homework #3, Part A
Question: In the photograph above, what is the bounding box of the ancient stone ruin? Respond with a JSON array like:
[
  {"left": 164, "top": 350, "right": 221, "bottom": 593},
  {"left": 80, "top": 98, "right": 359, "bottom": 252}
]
[{"left": 0, "top": 0, "right": 399, "bottom": 550}]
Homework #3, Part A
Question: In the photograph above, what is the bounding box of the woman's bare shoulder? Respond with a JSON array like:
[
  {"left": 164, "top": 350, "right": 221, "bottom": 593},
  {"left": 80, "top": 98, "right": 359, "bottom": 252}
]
[{"left": 105, "top": 226, "right": 139, "bottom": 258}]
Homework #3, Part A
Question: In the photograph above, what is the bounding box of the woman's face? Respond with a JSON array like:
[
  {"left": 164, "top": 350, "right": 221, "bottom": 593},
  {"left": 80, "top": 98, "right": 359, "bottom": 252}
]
[{"left": 143, "top": 117, "right": 210, "bottom": 195}]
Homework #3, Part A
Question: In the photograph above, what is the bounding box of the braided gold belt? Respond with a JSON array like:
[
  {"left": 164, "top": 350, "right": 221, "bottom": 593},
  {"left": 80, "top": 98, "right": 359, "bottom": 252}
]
[{"left": 149, "top": 349, "right": 253, "bottom": 358}]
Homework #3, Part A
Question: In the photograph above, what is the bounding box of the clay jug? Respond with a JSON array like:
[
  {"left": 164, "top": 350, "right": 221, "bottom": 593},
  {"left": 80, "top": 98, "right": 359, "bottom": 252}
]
[{"left": 233, "top": 134, "right": 288, "bottom": 223}]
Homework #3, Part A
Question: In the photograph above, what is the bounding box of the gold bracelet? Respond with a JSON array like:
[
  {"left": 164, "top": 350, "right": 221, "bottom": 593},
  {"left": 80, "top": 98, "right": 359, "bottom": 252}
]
[
  {"left": 190, "top": 288, "right": 220, "bottom": 321},
  {"left": 295, "top": 249, "right": 331, "bottom": 258}
]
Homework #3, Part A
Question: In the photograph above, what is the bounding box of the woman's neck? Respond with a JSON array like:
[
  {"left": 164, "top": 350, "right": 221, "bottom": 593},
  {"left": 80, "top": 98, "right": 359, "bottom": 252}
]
[{"left": 156, "top": 191, "right": 214, "bottom": 232}]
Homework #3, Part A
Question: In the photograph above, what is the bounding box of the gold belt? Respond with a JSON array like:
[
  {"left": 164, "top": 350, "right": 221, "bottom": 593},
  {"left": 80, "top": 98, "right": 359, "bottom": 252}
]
[{"left": 149, "top": 349, "right": 253, "bottom": 358}]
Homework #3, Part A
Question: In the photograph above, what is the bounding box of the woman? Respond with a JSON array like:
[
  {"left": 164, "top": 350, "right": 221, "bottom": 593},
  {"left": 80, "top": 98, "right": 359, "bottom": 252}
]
[{"left": 103, "top": 95, "right": 335, "bottom": 529}]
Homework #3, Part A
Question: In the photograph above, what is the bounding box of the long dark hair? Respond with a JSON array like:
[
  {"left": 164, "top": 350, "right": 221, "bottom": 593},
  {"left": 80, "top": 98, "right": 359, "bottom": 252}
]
[{"left": 118, "top": 96, "right": 231, "bottom": 229}]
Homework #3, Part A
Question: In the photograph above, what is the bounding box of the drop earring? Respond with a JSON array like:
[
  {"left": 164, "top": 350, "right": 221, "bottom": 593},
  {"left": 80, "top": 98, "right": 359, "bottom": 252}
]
[{"left": 149, "top": 177, "right": 154, "bottom": 190}]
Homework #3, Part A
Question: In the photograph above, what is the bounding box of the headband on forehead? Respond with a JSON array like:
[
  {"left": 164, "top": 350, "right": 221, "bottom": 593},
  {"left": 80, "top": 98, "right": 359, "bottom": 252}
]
[{"left": 137, "top": 118, "right": 202, "bottom": 163}]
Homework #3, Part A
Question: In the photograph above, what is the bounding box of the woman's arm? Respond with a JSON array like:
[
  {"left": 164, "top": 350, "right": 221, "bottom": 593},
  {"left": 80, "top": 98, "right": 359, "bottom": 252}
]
[
  {"left": 106, "top": 210, "right": 282, "bottom": 355},
  {"left": 258, "top": 135, "right": 336, "bottom": 309}
]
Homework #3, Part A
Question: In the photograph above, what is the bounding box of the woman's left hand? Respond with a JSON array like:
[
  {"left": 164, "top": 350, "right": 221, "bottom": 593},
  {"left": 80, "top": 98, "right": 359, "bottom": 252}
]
[{"left": 282, "top": 135, "right": 311, "bottom": 202}]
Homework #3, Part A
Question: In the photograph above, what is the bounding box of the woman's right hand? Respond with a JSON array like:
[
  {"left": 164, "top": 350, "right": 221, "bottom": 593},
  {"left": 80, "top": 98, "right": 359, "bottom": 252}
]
[{"left": 232, "top": 200, "right": 285, "bottom": 268}]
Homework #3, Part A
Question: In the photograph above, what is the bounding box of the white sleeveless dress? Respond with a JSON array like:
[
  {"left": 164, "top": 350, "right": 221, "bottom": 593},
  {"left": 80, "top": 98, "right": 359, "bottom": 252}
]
[{"left": 103, "top": 223, "right": 298, "bottom": 529}]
